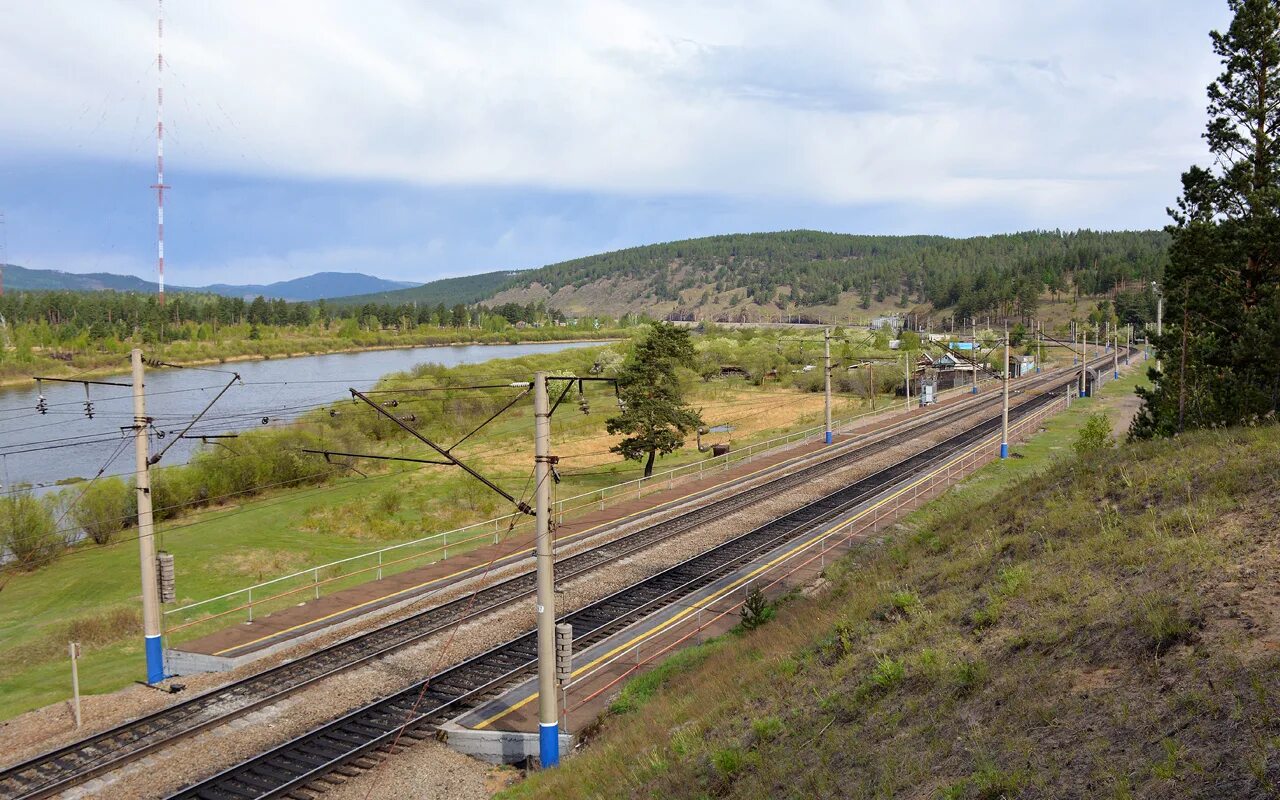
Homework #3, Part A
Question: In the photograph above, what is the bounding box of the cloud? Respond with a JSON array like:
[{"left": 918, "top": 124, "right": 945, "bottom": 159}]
[{"left": 0, "top": 0, "right": 1228, "bottom": 213}]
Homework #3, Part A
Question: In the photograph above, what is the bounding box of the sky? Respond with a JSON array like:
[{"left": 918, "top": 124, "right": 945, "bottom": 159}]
[{"left": 0, "top": 1, "right": 1233, "bottom": 287}]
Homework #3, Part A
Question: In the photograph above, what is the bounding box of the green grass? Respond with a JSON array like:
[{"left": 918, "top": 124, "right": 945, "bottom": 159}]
[{"left": 498, "top": 366, "right": 1280, "bottom": 798}]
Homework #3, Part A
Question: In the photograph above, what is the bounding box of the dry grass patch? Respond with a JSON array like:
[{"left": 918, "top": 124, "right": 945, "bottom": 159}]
[{"left": 210, "top": 549, "right": 309, "bottom": 579}]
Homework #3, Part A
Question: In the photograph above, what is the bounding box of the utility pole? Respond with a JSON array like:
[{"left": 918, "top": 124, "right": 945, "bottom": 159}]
[
  {"left": 904, "top": 349, "right": 911, "bottom": 410},
  {"left": 1000, "top": 330, "right": 1009, "bottom": 459},
  {"left": 1036, "top": 320, "right": 1042, "bottom": 373},
  {"left": 823, "top": 328, "right": 832, "bottom": 444},
  {"left": 1154, "top": 282, "right": 1164, "bottom": 374},
  {"left": 1113, "top": 333, "right": 1119, "bottom": 379},
  {"left": 132, "top": 349, "right": 164, "bottom": 684},
  {"left": 532, "top": 372, "right": 559, "bottom": 768},
  {"left": 868, "top": 360, "right": 875, "bottom": 410},
  {"left": 1078, "top": 329, "right": 1085, "bottom": 397},
  {"left": 971, "top": 317, "right": 978, "bottom": 394}
]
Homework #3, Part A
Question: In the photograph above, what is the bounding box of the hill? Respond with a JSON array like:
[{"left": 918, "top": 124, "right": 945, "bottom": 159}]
[
  {"left": 337, "top": 229, "right": 1170, "bottom": 323},
  {"left": 0, "top": 264, "right": 159, "bottom": 293},
  {"left": 197, "top": 271, "right": 418, "bottom": 301},
  {"left": 0, "top": 264, "right": 416, "bottom": 301},
  {"left": 506, "top": 419, "right": 1280, "bottom": 798},
  {"left": 325, "top": 269, "right": 518, "bottom": 308}
]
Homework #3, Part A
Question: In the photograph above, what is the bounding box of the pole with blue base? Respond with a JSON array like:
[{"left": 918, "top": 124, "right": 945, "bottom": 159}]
[
  {"left": 132, "top": 349, "right": 166, "bottom": 685},
  {"left": 823, "top": 328, "right": 833, "bottom": 444},
  {"left": 532, "top": 373, "right": 560, "bottom": 769},
  {"left": 971, "top": 318, "right": 979, "bottom": 393},
  {"left": 1000, "top": 333, "right": 1009, "bottom": 459}
]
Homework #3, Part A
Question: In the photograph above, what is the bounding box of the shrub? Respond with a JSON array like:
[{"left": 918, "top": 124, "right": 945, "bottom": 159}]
[
  {"left": 711, "top": 746, "right": 744, "bottom": 777},
  {"left": 740, "top": 584, "right": 774, "bottom": 630},
  {"left": 750, "top": 715, "right": 784, "bottom": 743},
  {"left": 375, "top": 489, "right": 403, "bottom": 516},
  {"left": 952, "top": 658, "right": 989, "bottom": 696},
  {"left": 0, "top": 491, "right": 63, "bottom": 570},
  {"left": 70, "top": 477, "right": 134, "bottom": 545},
  {"left": 1135, "top": 594, "right": 1201, "bottom": 655},
  {"left": 1074, "top": 412, "right": 1113, "bottom": 457},
  {"left": 868, "top": 655, "right": 906, "bottom": 691}
]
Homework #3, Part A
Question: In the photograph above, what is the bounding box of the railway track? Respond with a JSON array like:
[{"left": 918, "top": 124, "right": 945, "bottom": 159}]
[
  {"left": 168, "top": 376, "right": 1074, "bottom": 800},
  {"left": 0, "top": 358, "right": 1113, "bottom": 800}
]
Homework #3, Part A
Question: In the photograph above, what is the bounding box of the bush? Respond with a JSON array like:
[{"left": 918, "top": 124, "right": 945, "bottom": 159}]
[
  {"left": 740, "top": 584, "right": 774, "bottom": 630},
  {"left": 1073, "top": 412, "right": 1113, "bottom": 457},
  {"left": 0, "top": 491, "right": 63, "bottom": 570},
  {"left": 70, "top": 477, "right": 134, "bottom": 545}
]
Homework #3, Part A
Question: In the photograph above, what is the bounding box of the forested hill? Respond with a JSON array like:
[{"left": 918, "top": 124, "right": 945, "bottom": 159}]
[
  {"left": 326, "top": 269, "right": 516, "bottom": 308},
  {"left": 341, "top": 229, "right": 1169, "bottom": 321}
]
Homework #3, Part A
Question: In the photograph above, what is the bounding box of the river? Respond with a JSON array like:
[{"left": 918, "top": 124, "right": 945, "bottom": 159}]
[{"left": 0, "top": 341, "right": 605, "bottom": 492}]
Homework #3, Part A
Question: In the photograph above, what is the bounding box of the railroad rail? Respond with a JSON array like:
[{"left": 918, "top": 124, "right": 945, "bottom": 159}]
[
  {"left": 0, "top": 357, "right": 1118, "bottom": 800},
  {"left": 168, "top": 375, "right": 1076, "bottom": 799}
]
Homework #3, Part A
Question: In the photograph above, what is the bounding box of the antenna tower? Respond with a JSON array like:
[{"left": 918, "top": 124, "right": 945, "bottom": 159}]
[{"left": 151, "top": 0, "right": 168, "bottom": 305}]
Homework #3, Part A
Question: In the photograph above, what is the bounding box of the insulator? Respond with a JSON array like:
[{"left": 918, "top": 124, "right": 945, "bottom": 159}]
[
  {"left": 261, "top": 417, "right": 269, "bottom": 425},
  {"left": 83, "top": 401, "right": 95, "bottom": 420},
  {"left": 329, "top": 409, "right": 340, "bottom": 417},
  {"left": 577, "top": 395, "right": 590, "bottom": 415},
  {"left": 156, "top": 551, "right": 176, "bottom": 603},
  {"left": 155, "top": 429, "right": 166, "bottom": 439},
  {"left": 382, "top": 399, "right": 399, "bottom": 407},
  {"left": 35, "top": 395, "right": 47, "bottom": 415}
]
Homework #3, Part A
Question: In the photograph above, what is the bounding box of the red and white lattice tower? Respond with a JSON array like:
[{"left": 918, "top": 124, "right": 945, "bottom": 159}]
[{"left": 150, "top": 0, "right": 169, "bottom": 305}]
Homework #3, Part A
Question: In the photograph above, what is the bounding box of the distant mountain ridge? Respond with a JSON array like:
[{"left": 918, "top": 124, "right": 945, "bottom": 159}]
[{"left": 0, "top": 265, "right": 418, "bottom": 301}]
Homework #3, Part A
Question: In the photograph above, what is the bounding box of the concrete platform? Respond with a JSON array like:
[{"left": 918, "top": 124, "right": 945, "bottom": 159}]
[{"left": 165, "top": 380, "right": 997, "bottom": 674}]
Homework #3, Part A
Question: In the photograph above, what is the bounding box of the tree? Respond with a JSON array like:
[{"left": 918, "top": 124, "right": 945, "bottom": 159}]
[
  {"left": 1, "top": 491, "right": 62, "bottom": 570},
  {"left": 606, "top": 323, "right": 704, "bottom": 477},
  {"left": 1133, "top": 0, "right": 1280, "bottom": 438},
  {"left": 1073, "top": 412, "right": 1114, "bottom": 458}
]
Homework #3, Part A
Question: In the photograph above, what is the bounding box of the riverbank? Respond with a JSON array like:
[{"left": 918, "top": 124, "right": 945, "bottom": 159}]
[{"left": 0, "top": 328, "right": 631, "bottom": 389}]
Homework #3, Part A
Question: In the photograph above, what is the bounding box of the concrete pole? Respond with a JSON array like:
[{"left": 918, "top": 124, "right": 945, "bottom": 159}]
[
  {"left": 1155, "top": 291, "right": 1164, "bottom": 373},
  {"left": 1113, "top": 333, "right": 1119, "bottom": 379},
  {"left": 132, "top": 348, "right": 163, "bottom": 684},
  {"left": 1078, "top": 330, "right": 1085, "bottom": 397},
  {"left": 1000, "top": 333, "right": 1009, "bottom": 459},
  {"left": 971, "top": 318, "right": 978, "bottom": 394},
  {"left": 823, "top": 328, "right": 832, "bottom": 444},
  {"left": 904, "top": 350, "right": 911, "bottom": 411},
  {"left": 69, "top": 642, "right": 81, "bottom": 728},
  {"left": 532, "top": 372, "right": 559, "bottom": 767},
  {"left": 1036, "top": 320, "right": 1042, "bottom": 373}
]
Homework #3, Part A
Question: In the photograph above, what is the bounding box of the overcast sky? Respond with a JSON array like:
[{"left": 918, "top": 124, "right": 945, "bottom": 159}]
[{"left": 0, "top": 1, "right": 1231, "bottom": 286}]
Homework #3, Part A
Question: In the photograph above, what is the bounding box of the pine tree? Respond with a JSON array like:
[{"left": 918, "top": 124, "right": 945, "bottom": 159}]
[
  {"left": 606, "top": 323, "right": 704, "bottom": 477},
  {"left": 1132, "top": 0, "right": 1280, "bottom": 437}
]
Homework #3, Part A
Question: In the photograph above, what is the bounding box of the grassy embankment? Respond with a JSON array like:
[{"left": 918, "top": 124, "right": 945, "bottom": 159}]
[
  {"left": 501, "top": 368, "right": 1280, "bottom": 799},
  {"left": 0, "top": 333, "right": 921, "bottom": 721}
]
